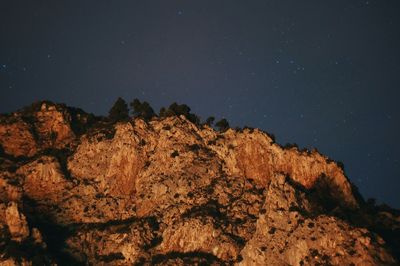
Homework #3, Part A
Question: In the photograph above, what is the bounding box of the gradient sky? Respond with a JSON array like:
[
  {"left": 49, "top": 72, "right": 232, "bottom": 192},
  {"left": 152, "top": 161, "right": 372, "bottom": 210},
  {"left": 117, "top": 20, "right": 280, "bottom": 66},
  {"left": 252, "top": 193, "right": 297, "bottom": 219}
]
[{"left": 1, "top": 1, "right": 399, "bottom": 208}]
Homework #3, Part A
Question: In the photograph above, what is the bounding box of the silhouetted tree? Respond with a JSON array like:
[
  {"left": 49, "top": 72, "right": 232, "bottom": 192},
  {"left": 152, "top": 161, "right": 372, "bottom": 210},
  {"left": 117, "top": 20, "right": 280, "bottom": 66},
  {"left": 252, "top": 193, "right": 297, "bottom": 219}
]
[
  {"left": 169, "top": 102, "right": 189, "bottom": 116},
  {"left": 159, "top": 102, "right": 200, "bottom": 125},
  {"left": 159, "top": 107, "right": 166, "bottom": 117},
  {"left": 215, "top": 118, "right": 229, "bottom": 132},
  {"left": 336, "top": 161, "right": 345, "bottom": 171},
  {"left": 205, "top": 116, "right": 215, "bottom": 126},
  {"left": 159, "top": 106, "right": 174, "bottom": 117},
  {"left": 130, "top": 98, "right": 156, "bottom": 121},
  {"left": 187, "top": 113, "right": 200, "bottom": 125},
  {"left": 109, "top": 97, "right": 129, "bottom": 122}
]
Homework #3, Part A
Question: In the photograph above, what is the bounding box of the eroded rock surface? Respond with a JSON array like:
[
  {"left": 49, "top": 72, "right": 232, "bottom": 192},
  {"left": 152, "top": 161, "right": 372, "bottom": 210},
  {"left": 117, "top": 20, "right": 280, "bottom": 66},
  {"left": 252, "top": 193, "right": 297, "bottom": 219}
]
[
  {"left": 240, "top": 174, "right": 395, "bottom": 266},
  {"left": 0, "top": 101, "right": 399, "bottom": 265},
  {"left": 0, "top": 201, "right": 53, "bottom": 265}
]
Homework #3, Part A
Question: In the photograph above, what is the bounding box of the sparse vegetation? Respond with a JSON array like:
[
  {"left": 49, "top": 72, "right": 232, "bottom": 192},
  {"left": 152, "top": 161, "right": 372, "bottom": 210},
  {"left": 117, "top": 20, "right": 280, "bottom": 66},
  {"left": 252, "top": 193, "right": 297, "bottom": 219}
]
[
  {"left": 159, "top": 102, "right": 200, "bottom": 125},
  {"left": 337, "top": 161, "right": 345, "bottom": 171},
  {"left": 130, "top": 98, "right": 156, "bottom": 121},
  {"left": 2, "top": 99, "right": 399, "bottom": 265},
  {"left": 205, "top": 116, "right": 215, "bottom": 126},
  {"left": 215, "top": 118, "right": 229, "bottom": 132},
  {"left": 108, "top": 97, "right": 129, "bottom": 122}
]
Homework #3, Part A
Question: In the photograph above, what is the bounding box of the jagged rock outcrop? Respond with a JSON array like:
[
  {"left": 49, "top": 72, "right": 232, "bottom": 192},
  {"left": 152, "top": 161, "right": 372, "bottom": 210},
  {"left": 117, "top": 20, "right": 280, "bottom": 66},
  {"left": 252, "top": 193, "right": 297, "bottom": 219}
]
[
  {"left": 0, "top": 201, "right": 53, "bottom": 265},
  {"left": 0, "top": 101, "right": 93, "bottom": 158},
  {"left": 0, "top": 118, "right": 38, "bottom": 158},
  {"left": 239, "top": 174, "right": 395, "bottom": 265},
  {"left": 0, "top": 101, "right": 399, "bottom": 265},
  {"left": 4, "top": 202, "right": 30, "bottom": 242}
]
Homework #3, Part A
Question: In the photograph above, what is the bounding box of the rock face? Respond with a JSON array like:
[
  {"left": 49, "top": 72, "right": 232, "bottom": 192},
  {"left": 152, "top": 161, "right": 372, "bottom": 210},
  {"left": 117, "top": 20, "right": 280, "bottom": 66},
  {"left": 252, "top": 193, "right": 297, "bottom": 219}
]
[
  {"left": 239, "top": 174, "right": 394, "bottom": 266},
  {"left": 0, "top": 101, "right": 92, "bottom": 158},
  {"left": 0, "top": 101, "right": 399, "bottom": 265}
]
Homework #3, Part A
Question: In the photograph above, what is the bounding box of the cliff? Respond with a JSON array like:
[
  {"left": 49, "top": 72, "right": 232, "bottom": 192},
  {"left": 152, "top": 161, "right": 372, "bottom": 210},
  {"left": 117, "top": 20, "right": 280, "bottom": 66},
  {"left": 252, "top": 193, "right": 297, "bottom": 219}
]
[{"left": 0, "top": 101, "right": 399, "bottom": 265}]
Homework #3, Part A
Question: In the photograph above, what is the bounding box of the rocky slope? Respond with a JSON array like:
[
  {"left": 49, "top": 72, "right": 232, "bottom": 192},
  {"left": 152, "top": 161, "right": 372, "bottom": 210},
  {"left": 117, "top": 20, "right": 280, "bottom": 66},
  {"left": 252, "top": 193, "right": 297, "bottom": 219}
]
[{"left": 0, "top": 101, "right": 399, "bottom": 265}]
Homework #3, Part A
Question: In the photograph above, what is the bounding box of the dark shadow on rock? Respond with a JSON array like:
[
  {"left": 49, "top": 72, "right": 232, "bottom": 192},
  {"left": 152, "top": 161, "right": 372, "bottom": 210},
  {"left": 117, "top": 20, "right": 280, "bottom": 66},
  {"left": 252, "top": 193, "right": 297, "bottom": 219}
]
[{"left": 22, "top": 197, "right": 84, "bottom": 266}]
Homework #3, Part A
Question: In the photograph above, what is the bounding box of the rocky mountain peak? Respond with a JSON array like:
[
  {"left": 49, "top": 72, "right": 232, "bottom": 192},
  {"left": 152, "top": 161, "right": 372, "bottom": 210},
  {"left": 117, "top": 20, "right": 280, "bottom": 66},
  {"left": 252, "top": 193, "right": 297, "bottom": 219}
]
[{"left": 0, "top": 101, "right": 398, "bottom": 265}]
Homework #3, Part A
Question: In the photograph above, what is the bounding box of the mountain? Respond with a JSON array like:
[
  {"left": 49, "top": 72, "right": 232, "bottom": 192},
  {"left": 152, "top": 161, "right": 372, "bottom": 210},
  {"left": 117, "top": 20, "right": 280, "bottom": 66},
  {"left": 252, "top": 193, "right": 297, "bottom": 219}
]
[{"left": 0, "top": 101, "right": 399, "bottom": 265}]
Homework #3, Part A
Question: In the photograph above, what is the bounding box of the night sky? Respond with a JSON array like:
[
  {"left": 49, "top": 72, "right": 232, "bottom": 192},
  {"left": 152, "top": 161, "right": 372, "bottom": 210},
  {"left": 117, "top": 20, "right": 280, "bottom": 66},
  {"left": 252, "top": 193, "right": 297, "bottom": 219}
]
[{"left": 1, "top": 1, "right": 399, "bottom": 208}]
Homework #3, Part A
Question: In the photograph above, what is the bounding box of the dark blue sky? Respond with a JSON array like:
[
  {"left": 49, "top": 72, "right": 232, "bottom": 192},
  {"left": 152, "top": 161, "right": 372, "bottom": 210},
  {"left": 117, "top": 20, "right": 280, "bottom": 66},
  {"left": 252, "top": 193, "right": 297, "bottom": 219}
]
[{"left": 1, "top": 1, "right": 399, "bottom": 208}]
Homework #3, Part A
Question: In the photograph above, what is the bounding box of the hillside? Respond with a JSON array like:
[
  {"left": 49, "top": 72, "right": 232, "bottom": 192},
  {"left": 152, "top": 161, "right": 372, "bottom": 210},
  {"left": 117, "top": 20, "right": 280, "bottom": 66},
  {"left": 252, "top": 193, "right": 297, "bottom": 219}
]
[{"left": 0, "top": 101, "right": 399, "bottom": 265}]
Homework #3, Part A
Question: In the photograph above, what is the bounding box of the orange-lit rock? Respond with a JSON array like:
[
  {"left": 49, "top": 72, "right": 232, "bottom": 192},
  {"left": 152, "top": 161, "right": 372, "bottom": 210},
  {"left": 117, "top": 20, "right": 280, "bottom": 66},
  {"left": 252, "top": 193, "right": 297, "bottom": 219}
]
[
  {"left": 0, "top": 117, "right": 37, "bottom": 157},
  {"left": 4, "top": 202, "right": 30, "bottom": 242},
  {"left": 33, "top": 102, "right": 76, "bottom": 149},
  {"left": 0, "top": 101, "right": 398, "bottom": 265}
]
